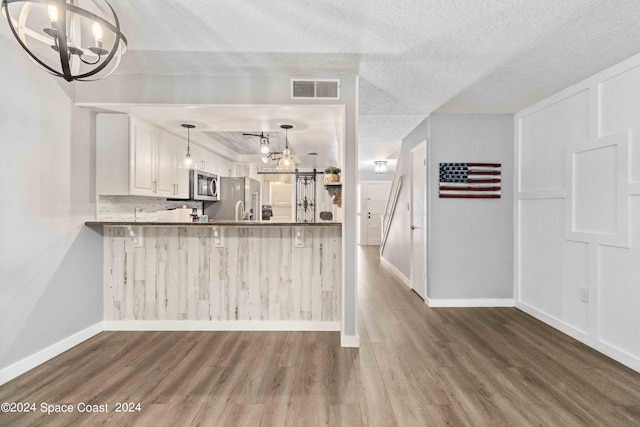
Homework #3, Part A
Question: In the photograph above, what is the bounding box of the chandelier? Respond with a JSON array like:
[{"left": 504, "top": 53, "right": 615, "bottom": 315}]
[{"left": 1, "top": 0, "right": 127, "bottom": 81}]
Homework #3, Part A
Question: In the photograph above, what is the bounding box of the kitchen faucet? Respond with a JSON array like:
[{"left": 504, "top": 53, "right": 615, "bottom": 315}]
[{"left": 235, "top": 200, "right": 245, "bottom": 221}]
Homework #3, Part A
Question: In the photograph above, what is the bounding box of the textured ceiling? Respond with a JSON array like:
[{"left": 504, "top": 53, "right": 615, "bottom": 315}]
[{"left": 10, "top": 0, "right": 640, "bottom": 173}]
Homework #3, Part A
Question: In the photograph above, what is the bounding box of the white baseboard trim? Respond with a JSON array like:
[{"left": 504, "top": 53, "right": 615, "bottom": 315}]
[
  {"left": 0, "top": 322, "right": 103, "bottom": 386},
  {"left": 516, "top": 302, "right": 640, "bottom": 373},
  {"left": 104, "top": 320, "right": 341, "bottom": 332},
  {"left": 340, "top": 333, "right": 360, "bottom": 347},
  {"left": 379, "top": 256, "right": 411, "bottom": 288},
  {"left": 426, "top": 298, "right": 515, "bottom": 308}
]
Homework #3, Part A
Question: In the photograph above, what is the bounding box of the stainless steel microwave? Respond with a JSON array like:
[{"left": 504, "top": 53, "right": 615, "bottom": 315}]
[{"left": 190, "top": 169, "right": 219, "bottom": 201}]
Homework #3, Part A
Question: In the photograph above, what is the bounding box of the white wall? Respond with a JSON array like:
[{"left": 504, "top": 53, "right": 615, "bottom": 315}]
[
  {"left": 515, "top": 53, "right": 640, "bottom": 372},
  {"left": 0, "top": 36, "right": 103, "bottom": 381},
  {"left": 381, "top": 114, "right": 514, "bottom": 303}
]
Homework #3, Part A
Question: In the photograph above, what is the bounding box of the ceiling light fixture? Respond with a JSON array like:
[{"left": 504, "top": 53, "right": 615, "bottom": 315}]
[
  {"left": 261, "top": 152, "right": 282, "bottom": 164},
  {"left": 181, "top": 123, "right": 195, "bottom": 168},
  {"left": 277, "top": 124, "right": 295, "bottom": 171},
  {"left": 243, "top": 131, "right": 270, "bottom": 154},
  {"left": 374, "top": 160, "right": 388, "bottom": 175},
  {"left": 1, "top": 0, "right": 127, "bottom": 82}
]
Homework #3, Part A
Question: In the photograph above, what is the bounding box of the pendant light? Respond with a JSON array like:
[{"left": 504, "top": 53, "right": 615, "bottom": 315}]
[
  {"left": 260, "top": 134, "right": 270, "bottom": 154},
  {"left": 277, "top": 124, "right": 295, "bottom": 171},
  {"left": 181, "top": 123, "right": 195, "bottom": 168},
  {"left": 1, "top": 0, "right": 127, "bottom": 82}
]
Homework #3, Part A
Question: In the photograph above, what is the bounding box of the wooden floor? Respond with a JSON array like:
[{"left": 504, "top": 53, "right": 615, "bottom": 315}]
[{"left": 2, "top": 247, "right": 640, "bottom": 426}]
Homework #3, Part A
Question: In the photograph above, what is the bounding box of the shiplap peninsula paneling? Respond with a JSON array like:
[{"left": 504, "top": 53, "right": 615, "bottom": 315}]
[{"left": 103, "top": 225, "right": 341, "bottom": 329}]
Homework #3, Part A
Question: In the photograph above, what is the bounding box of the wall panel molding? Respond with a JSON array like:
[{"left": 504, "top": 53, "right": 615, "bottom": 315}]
[{"left": 564, "top": 132, "right": 630, "bottom": 247}]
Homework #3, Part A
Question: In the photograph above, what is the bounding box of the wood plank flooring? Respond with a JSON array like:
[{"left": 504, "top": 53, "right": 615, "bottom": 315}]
[{"left": 2, "top": 246, "right": 640, "bottom": 426}]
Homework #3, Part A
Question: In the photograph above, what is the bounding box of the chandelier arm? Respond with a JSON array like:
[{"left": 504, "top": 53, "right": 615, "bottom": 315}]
[
  {"left": 56, "top": 6, "right": 73, "bottom": 81},
  {"left": 80, "top": 53, "right": 101, "bottom": 65}
]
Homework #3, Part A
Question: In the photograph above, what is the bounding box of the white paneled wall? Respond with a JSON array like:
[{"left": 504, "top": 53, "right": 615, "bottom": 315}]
[{"left": 515, "top": 54, "right": 640, "bottom": 372}]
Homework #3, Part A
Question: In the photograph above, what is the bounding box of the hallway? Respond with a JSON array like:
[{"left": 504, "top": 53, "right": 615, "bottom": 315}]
[{"left": 1, "top": 247, "right": 639, "bottom": 426}]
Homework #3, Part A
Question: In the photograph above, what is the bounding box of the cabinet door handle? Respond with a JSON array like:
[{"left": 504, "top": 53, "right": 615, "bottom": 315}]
[{"left": 153, "top": 180, "right": 157, "bottom": 193}]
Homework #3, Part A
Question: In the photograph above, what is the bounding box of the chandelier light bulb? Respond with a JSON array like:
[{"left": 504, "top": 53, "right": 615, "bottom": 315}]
[
  {"left": 47, "top": 5, "right": 58, "bottom": 24},
  {"left": 184, "top": 154, "right": 192, "bottom": 167},
  {"left": 92, "top": 22, "right": 103, "bottom": 43}
]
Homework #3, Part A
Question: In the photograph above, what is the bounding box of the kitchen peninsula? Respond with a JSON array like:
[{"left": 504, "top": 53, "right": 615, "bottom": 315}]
[{"left": 86, "top": 221, "right": 341, "bottom": 331}]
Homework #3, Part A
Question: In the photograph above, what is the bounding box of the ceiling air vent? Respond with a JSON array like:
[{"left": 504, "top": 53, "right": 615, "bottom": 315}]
[{"left": 291, "top": 79, "right": 340, "bottom": 100}]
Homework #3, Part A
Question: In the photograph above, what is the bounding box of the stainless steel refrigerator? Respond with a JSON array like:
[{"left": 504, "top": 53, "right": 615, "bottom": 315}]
[{"left": 204, "top": 177, "right": 261, "bottom": 221}]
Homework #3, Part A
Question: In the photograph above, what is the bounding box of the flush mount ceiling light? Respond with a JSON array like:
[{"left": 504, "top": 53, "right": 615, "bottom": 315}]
[
  {"left": 374, "top": 160, "right": 388, "bottom": 174},
  {"left": 1, "top": 0, "right": 127, "bottom": 82},
  {"left": 276, "top": 124, "right": 295, "bottom": 171},
  {"left": 181, "top": 123, "right": 195, "bottom": 168},
  {"left": 242, "top": 131, "right": 270, "bottom": 154}
]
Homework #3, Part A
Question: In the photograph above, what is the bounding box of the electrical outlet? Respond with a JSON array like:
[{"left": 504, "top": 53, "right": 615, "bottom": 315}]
[{"left": 580, "top": 287, "right": 589, "bottom": 303}]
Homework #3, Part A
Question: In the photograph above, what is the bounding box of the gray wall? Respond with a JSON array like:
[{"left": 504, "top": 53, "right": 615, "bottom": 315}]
[
  {"left": 429, "top": 113, "right": 513, "bottom": 299},
  {"left": 381, "top": 113, "right": 514, "bottom": 300},
  {"left": 0, "top": 35, "right": 103, "bottom": 371}
]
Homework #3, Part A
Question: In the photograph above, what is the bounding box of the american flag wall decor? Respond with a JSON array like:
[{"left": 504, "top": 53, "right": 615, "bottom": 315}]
[{"left": 439, "top": 163, "right": 501, "bottom": 198}]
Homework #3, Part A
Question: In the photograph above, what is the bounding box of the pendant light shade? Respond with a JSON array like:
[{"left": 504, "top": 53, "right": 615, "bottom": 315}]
[
  {"left": 276, "top": 124, "right": 295, "bottom": 171},
  {"left": 181, "top": 123, "right": 195, "bottom": 168},
  {"left": 1, "top": 0, "right": 127, "bottom": 82}
]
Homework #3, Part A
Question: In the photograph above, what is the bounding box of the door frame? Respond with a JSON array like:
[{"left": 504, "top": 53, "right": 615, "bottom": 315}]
[{"left": 410, "top": 140, "right": 429, "bottom": 301}]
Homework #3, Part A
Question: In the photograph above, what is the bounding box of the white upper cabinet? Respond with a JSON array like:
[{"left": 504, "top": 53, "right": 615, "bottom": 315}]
[
  {"left": 156, "top": 130, "right": 187, "bottom": 198},
  {"left": 170, "top": 133, "right": 191, "bottom": 199},
  {"left": 97, "top": 114, "right": 190, "bottom": 199},
  {"left": 130, "top": 119, "right": 155, "bottom": 195}
]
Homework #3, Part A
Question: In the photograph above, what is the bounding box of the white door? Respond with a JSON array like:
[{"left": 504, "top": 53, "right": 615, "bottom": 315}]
[
  {"left": 366, "top": 183, "right": 391, "bottom": 245},
  {"left": 410, "top": 142, "right": 427, "bottom": 299}
]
